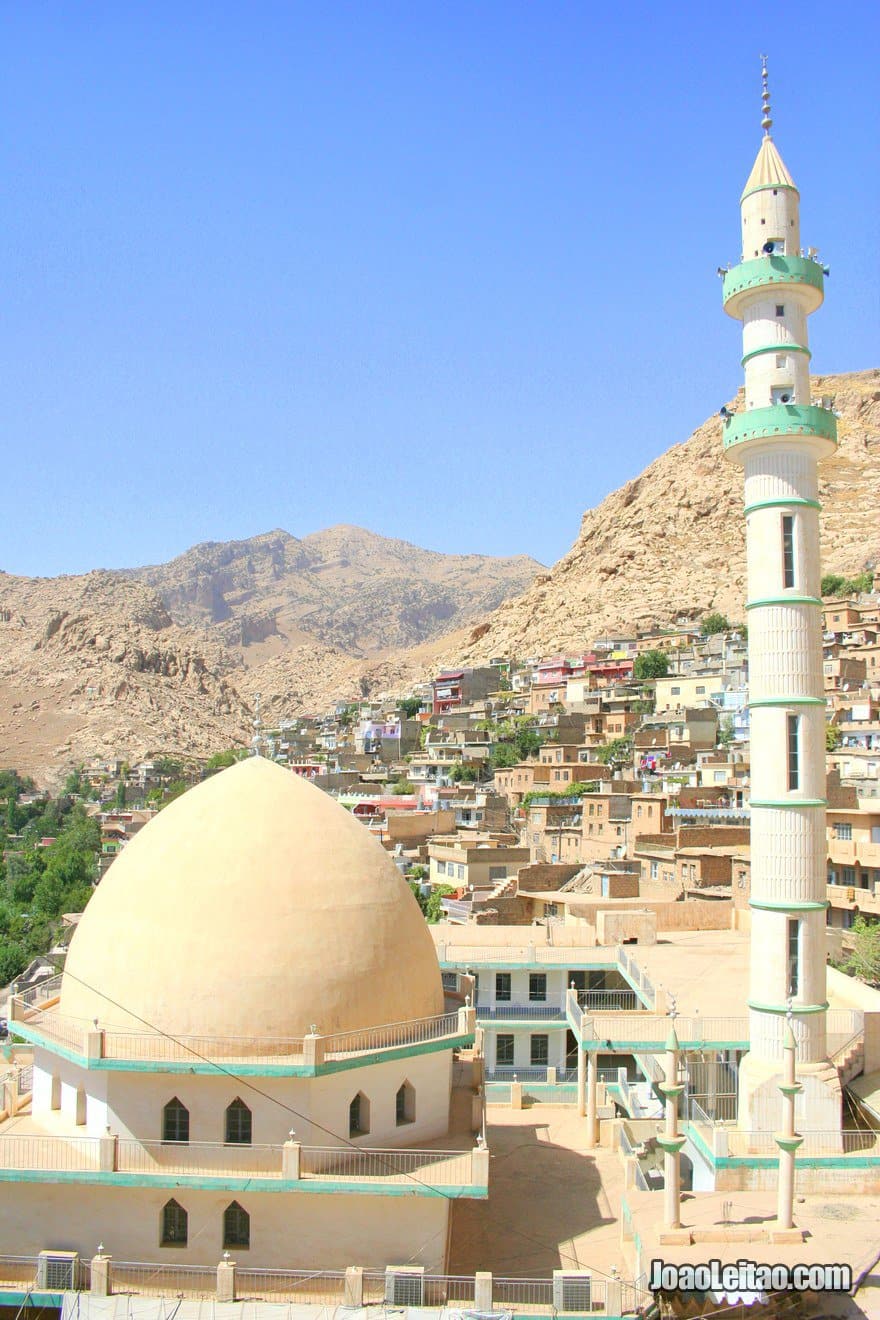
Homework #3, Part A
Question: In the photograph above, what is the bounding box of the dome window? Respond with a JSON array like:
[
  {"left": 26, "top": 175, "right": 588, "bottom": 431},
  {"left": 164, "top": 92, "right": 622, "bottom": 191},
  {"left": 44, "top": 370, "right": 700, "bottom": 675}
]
[
  {"left": 225, "top": 1098, "right": 253, "bottom": 1145},
  {"left": 349, "top": 1092, "right": 371, "bottom": 1138},
  {"left": 223, "top": 1201, "right": 250, "bottom": 1249},
  {"left": 163, "top": 1098, "right": 190, "bottom": 1144},
  {"left": 160, "top": 1199, "right": 188, "bottom": 1247},
  {"left": 396, "top": 1082, "right": 416, "bottom": 1126}
]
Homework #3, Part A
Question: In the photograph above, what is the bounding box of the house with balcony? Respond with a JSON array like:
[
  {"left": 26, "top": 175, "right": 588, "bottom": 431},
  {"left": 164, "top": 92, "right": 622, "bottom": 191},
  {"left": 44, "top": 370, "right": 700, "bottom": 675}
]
[
  {"left": 431, "top": 667, "right": 499, "bottom": 716},
  {"left": 0, "top": 759, "right": 485, "bottom": 1273},
  {"left": 826, "top": 787, "right": 880, "bottom": 930}
]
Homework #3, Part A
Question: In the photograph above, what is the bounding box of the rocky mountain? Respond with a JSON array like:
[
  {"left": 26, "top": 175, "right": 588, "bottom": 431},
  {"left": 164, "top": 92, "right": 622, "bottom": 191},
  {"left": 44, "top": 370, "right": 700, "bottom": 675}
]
[
  {"left": 0, "top": 369, "right": 876, "bottom": 784},
  {"left": 124, "top": 526, "right": 543, "bottom": 657},
  {"left": 453, "top": 369, "right": 880, "bottom": 665}
]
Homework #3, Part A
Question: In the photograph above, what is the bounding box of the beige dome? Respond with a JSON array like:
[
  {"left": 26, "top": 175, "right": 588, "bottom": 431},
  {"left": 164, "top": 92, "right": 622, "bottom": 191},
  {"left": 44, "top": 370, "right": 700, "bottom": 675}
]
[{"left": 60, "top": 757, "right": 443, "bottom": 1039}]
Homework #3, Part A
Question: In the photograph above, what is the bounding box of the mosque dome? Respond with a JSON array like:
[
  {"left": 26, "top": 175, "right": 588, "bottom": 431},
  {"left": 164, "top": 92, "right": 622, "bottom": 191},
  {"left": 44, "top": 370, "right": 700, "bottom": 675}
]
[{"left": 59, "top": 757, "right": 444, "bottom": 1041}]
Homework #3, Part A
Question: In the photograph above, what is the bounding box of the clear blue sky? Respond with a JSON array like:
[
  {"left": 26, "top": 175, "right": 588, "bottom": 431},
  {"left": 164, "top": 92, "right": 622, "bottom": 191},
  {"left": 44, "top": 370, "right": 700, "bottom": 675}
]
[{"left": 2, "top": 2, "right": 878, "bottom": 577}]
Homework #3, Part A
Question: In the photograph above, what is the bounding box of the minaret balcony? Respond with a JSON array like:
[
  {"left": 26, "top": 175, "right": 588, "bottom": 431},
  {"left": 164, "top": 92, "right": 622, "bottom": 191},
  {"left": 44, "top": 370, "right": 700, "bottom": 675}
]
[
  {"left": 722, "top": 402, "right": 837, "bottom": 456},
  {"left": 722, "top": 254, "right": 824, "bottom": 318}
]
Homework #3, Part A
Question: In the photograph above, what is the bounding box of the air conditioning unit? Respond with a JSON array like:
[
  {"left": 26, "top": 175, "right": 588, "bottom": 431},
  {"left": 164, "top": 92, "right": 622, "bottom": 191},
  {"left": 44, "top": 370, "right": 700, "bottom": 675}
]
[
  {"left": 385, "top": 1266, "right": 425, "bottom": 1307},
  {"left": 553, "top": 1270, "right": 592, "bottom": 1313},
  {"left": 37, "top": 1252, "right": 79, "bottom": 1291}
]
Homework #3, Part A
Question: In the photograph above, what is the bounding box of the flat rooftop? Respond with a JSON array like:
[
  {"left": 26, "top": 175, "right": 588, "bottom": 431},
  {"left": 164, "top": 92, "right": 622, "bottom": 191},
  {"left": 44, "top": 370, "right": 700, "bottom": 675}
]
[{"left": 433, "top": 924, "right": 871, "bottom": 1020}]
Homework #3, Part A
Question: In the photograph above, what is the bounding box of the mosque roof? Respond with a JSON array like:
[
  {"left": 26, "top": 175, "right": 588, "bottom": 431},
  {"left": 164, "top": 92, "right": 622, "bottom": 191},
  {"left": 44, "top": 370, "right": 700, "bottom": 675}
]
[
  {"left": 59, "top": 757, "right": 443, "bottom": 1040},
  {"left": 741, "top": 135, "right": 798, "bottom": 201}
]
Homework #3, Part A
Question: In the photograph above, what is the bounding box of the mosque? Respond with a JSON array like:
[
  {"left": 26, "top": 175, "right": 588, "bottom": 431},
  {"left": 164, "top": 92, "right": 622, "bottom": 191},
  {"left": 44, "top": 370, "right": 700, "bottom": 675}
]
[
  {"left": 3, "top": 757, "right": 486, "bottom": 1270},
  {"left": 1, "top": 61, "right": 877, "bottom": 1319}
]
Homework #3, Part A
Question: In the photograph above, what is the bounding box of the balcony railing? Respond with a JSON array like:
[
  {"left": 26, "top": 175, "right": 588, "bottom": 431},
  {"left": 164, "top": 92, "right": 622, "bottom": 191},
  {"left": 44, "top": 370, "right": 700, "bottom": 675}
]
[
  {"left": 576, "top": 989, "right": 639, "bottom": 1012},
  {"left": 0, "top": 1134, "right": 486, "bottom": 1190},
  {"left": 725, "top": 1128, "right": 880, "bottom": 1157},
  {"left": 476, "top": 1001, "right": 567, "bottom": 1021},
  {"left": 10, "top": 990, "right": 472, "bottom": 1070}
]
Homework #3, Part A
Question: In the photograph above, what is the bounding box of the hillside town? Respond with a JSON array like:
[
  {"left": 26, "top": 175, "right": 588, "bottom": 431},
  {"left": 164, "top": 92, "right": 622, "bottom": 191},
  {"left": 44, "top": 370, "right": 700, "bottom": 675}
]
[
  {"left": 21, "top": 578, "right": 876, "bottom": 953},
  {"left": 1, "top": 26, "right": 879, "bottom": 1320}
]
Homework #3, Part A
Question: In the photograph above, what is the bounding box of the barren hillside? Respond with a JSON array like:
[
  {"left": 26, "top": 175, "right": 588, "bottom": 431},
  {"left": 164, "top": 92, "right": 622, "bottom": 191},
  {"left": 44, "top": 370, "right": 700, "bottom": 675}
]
[
  {"left": 453, "top": 369, "right": 880, "bottom": 665},
  {"left": 124, "top": 525, "right": 542, "bottom": 656}
]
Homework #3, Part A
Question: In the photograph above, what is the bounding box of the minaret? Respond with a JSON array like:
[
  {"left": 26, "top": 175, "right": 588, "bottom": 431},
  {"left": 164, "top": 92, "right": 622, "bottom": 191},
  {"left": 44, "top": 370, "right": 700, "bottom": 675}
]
[{"left": 722, "top": 61, "right": 841, "bottom": 1131}]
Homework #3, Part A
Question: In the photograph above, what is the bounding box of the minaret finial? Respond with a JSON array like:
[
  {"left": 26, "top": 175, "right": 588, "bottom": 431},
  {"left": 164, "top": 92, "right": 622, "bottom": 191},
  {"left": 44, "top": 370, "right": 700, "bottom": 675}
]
[{"left": 760, "top": 55, "right": 772, "bottom": 136}]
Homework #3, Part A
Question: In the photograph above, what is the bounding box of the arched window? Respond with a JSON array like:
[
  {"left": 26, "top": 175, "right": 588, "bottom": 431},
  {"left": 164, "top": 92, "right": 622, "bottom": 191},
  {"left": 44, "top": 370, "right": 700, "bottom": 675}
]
[
  {"left": 223, "top": 1201, "right": 250, "bottom": 1249},
  {"left": 225, "top": 1098, "right": 252, "bottom": 1144},
  {"left": 395, "top": 1081, "right": 415, "bottom": 1126},
  {"left": 163, "top": 1097, "right": 190, "bottom": 1143},
  {"left": 160, "top": 1199, "right": 187, "bottom": 1247},
  {"left": 348, "top": 1092, "right": 370, "bottom": 1137}
]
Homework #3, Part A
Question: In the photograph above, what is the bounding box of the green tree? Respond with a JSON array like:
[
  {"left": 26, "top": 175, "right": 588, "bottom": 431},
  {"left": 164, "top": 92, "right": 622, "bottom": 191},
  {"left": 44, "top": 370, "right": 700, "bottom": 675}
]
[
  {"left": 63, "top": 765, "right": 85, "bottom": 797},
  {"left": 206, "top": 749, "right": 245, "bottom": 772},
  {"left": 701, "top": 612, "right": 731, "bottom": 636},
  {"left": 398, "top": 697, "right": 422, "bottom": 719},
  {"left": 159, "top": 780, "right": 188, "bottom": 808},
  {"left": 425, "top": 884, "right": 456, "bottom": 923},
  {"left": 826, "top": 724, "right": 842, "bottom": 752},
  {"left": 633, "top": 649, "right": 670, "bottom": 681},
  {"left": 844, "top": 917, "right": 880, "bottom": 988},
  {"left": 114, "top": 780, "right": 127, "bottom": 810},
  {"left": 596, "top": 737, "right": 632, "bottom": 769},
  {"left": 821, "top": 571, "right": 873, "bottom": 598},
  {"left": 490, "top": 742, "right": 521, "bottom": 770},
  {"left": 408, "top": 880, "right": 429, "bottom": 918},
  {"left": 449, "top": 763, "right": 479, "bottom": 783},
  {"left": 718, "top": 716, "right": 735, "bottom": 747},
  {"left": 389, "top": 778, "right": 415, "bottom": 795},
  {"left": 152, "top": 757, "right": 183, "bottom": 780},
  {"left": 821, "top": 573, "right": 846, "bottom": 598}
]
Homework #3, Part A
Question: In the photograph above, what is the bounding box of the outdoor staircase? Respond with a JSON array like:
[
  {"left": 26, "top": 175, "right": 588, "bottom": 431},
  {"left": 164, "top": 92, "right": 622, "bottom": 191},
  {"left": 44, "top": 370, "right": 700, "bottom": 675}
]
[{"left": 837, "top": 1037, "right": 865, "bottom": 1087}]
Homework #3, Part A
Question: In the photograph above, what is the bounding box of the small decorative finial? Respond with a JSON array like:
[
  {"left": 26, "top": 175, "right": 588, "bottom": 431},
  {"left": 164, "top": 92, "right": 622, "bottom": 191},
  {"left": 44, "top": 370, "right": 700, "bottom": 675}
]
[{"left": 760, "top": 55, "right": 772, "bottom": 136}]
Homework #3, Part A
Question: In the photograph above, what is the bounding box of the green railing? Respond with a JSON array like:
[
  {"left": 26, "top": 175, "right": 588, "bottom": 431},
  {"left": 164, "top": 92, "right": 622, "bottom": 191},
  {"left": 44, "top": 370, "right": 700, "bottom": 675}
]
[
  {"left": 722, "top": 403, "right": 837, "bottom": 452},
  {"left": 722, "top": 254, "right": 824, "bottom": 307}
]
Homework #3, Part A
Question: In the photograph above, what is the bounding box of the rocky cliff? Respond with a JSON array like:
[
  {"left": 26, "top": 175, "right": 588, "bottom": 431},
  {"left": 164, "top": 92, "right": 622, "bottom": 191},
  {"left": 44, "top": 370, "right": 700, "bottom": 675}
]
[
  {"left": 124, "top": 525, "right": 542, "bottom": 656},
  {"left": 453, "top": 369, "right": 880, "bottom": 664}
]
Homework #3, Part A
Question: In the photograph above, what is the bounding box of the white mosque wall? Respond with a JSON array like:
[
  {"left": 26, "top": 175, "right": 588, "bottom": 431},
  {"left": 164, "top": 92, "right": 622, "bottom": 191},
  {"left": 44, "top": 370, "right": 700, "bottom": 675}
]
[
  {"left": 0, "top": 1182, "right": 451, "bottom": 1271},
  {"left": 32, "top": 1049, "right": 455, "bottom": 1149}
]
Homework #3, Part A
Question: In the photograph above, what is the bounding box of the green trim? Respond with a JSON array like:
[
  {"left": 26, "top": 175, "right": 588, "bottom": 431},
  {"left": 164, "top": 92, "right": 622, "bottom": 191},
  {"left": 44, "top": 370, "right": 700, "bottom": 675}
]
[
  {"left": 656, "top": 1134, "right": 687, "bottom": 1153},
  {"left": 0, "top": 1168, "right": 485, "bottom": 1199},
  {"left": 0, "top": 1293, "right": 66, "bottom": 1309},
  {"left": 743, "top": 497, "right": 821, "bottom": 515},
  {"left": 16, "top": 1022, "right": 472, "bottom": 1076},
  {"left": 658, "top": 1083, "right": 686, "bottom": 1098},
  {"left": 748, "top": 999, "right": 829, "bottom": 1015},
  {"left": 748, "top": 696, "right": 826, "bottom": 708},
  {"left": 746, "top": 594, "right": 822, "bottom": 610},
  {"left": 779, "top": 1083, "right": 803, "bottom": 1097},
  {"left": 749, "top": 898, "right": 830, "bottom": 912},
  {"left": 722, "top": 253, "right": 822, "bottom": 309},
  {"left": 723, "top": 402, "right": 837, "bottom": 452},
  {"left": 775, "top": 1136, "right": 804, "bottom": 1153},
  {"left": 741, "top": 343, "right": 811, "bottom": 366},
  {"left": 749, "top": 798, "right": 827, "bottom": 809}
]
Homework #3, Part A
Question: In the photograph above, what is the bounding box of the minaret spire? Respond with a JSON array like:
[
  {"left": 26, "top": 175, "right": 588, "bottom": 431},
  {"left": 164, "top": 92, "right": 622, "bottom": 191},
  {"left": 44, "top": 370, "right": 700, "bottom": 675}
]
[{"left": 760, "top": 55, "right": 772, "bottom": 136}]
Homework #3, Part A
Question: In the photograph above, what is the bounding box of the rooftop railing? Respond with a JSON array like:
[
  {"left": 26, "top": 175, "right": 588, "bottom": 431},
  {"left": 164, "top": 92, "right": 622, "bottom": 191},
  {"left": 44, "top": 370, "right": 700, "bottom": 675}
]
[
  {"left": 0, "top": 1254, "right": 642, "bottom": 1315},
  {"left": 10, "top": 995, "right": 472, "bottom": 1069}
]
